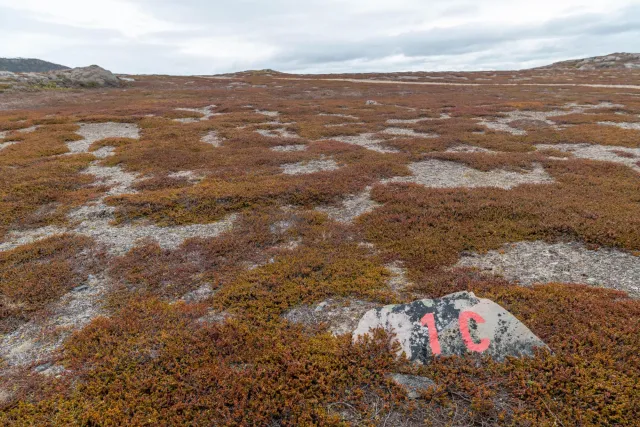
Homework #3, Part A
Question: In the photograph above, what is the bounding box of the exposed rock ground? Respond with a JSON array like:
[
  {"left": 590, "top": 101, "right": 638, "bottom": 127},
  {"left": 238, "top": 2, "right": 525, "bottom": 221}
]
[
  {"left": 384, "top": 160, "right": 554, "bottom": 189},
  {"left": 456, "top": 241, "right": 640, "bottom": 298},
  {"left": 316, "top": 187, "right": 380, "bottom": 223},
  {"left": 330, "top": 133, "right": 400, "bottom": 153},
  {"left": 281, "top": 157, "right": 340, "bottom": 174},
  {"left": 477, "top": 102, "right": 620, "bottom": 135},
  {"left": 270, "top": 144, "right": 307, "bottom": 152},
  {"left": 202, "top": 130, "right": 223, "bottom": 147},
  {"left": 536, "top": 143, "right": 640, "bottom": 172},
  {"left": 1, "top": 122, "right": 236, "bottom": 254},
  {"left": 284, "top": 298, "right": 381, "bottom": 336}
]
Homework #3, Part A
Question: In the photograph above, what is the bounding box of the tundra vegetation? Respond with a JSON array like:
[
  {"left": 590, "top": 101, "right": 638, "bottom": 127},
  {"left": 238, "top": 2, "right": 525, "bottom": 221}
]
[{"left": 0, "top": 66, "right": 639, "bottom": 425}]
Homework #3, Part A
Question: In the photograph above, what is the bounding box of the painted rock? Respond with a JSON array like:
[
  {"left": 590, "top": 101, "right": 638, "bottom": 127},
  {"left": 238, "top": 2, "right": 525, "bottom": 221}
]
[{"left": 353, "top": 291, "right": 548, "bottom": 362}]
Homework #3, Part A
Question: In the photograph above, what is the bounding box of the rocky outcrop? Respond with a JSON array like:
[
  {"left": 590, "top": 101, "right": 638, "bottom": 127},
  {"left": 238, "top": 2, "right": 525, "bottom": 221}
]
[
  {"left": 46, "top": 65, "right": 121, "bottom": 87},
  {"left": 0, "top": 65, "right": 122, "bottom": 90},
  {"left": 353, "top": 291, "right": 548, "bottom": 363},
  {"left": 538, "top": 53, "right": 640, "bottom": 70}
]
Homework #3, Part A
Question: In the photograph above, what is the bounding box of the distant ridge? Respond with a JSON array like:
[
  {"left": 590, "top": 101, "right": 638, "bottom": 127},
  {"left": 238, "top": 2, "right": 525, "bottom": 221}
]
[
  {"left": 0, "top": 58, "right": 69, "bottom": 73},
  {"left": 536, "top": 52, "right": 640, "bottom": 70}
]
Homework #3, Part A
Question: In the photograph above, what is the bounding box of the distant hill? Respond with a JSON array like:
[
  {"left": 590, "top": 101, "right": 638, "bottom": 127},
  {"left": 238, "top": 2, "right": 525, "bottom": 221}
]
[
  {"left": 218, "top": 69, "right": 286, "bottom": 78},
  {"left": 536, "top": 52, "right": 640, "bottom": 70},
  {"left": 0, "top": 58, "right": 69, "bottom": 73}
]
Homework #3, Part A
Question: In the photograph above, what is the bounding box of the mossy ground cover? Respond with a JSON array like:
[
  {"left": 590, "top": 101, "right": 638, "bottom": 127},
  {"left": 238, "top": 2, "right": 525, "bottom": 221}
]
[{"left": 0, "top": 69, "right": 639, "bottom": 425}]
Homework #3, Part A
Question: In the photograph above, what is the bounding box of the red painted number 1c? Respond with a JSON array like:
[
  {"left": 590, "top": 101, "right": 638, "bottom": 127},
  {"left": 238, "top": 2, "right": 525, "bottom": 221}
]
[{"left": 420, "top": 311, "right": 490, "bottom": 354}]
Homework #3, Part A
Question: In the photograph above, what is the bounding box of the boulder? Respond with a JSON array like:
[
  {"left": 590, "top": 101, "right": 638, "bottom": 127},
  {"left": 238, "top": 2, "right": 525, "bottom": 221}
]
[
  {"left": 353, "top": 291, "right": 547, "bottom": 363},
  {"left": 47, "top": 65, "right": 120, "bottom": 88}
]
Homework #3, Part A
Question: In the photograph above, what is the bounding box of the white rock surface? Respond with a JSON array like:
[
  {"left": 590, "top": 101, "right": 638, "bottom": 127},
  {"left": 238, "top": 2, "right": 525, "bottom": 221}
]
[
  {"left": 270, "top": 144, "right": 307, "bottom": 152},
  {"left": 316, "top": 187, "right": 380, "bottom": 223},
  {"left": 202, "top": 130, "right": 223, "bottom": 147},
  {"left": 382, "top": 128, "right": 439, "bottom": 138},
  {"left": 536, "top": 143, "right": 640, "bottom": 173},
  {"left": 281, "top": 158, "right": 340, "bottom": 175},
  {"left": 384, "top": 160, "right": 554, "bottom": 189},
  {"left": 353, "top": 291, "right": 548, "bottom": 362},
  {"left": 331, "top": 133, "right": 399, "bottom": 153},
  {"left": 67, "top": 122, "right": 140, "bottom": 155},
  {"left": 456, "top": 241, "right": 640, "bottom": 298}
]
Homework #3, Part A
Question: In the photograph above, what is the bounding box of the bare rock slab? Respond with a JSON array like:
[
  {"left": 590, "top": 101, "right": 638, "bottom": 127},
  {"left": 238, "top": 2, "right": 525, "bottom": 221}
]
[
  {"left": 384, "top": 160, "right": 554, "bottom": 189},
  {"left": 456, "top": 241, "right": 640, "bottom": 298},
  {"left": 284, "top": 298, "right": 380, "bottom": 336},
  {"left": 353, "top": 291, "right": 547, "bottom": 363}
]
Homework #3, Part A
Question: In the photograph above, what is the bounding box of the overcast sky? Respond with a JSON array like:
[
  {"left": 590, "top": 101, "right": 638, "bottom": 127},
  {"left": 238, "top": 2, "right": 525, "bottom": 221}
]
[{"left": 1, "top": 0, "right": 639, "bottom": 75}]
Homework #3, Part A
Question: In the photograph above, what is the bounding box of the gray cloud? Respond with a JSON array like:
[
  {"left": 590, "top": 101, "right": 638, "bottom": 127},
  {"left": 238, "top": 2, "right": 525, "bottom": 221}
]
[{"left": 1, "top": 0, "right": 638, "bottom": 74}]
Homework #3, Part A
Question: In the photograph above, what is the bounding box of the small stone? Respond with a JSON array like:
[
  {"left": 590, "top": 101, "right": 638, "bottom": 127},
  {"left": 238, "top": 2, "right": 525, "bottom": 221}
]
[
  {"left": 315, "top": 301, "right": 329, "bottom": 312},
  {"left": 387, "top": 373, "right": 435, "bottom": 399}
]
